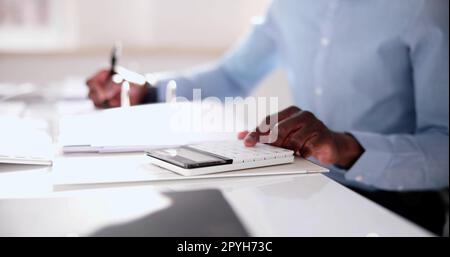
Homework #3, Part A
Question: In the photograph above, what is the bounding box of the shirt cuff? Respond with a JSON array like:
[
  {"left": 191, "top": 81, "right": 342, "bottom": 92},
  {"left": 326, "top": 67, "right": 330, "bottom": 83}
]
[
  {"left": 344, "top": 131, "right": 392, "bottom": 187},
  {"left": 141, "top": 84, "right": 159, "bottom": 103},
  {"left": 145, "top": 72, "right": 175, "bottom": 103}
]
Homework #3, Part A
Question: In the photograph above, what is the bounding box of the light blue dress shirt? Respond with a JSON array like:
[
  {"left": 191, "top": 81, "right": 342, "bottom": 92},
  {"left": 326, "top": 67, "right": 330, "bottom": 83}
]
[{"left": 152, "top": 0, "right": 449, "bottom": 191}]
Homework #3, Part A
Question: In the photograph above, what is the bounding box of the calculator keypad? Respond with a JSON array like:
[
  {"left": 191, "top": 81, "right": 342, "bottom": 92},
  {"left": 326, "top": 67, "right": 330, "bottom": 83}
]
[{"left": 188, "top": 141, "right": 294, "bottom": 163}]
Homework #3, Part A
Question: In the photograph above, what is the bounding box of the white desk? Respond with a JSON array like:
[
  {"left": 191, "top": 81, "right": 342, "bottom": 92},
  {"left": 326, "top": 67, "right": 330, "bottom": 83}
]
[{"left": 0, "top": 97, "right": 432, "bottom": 237}]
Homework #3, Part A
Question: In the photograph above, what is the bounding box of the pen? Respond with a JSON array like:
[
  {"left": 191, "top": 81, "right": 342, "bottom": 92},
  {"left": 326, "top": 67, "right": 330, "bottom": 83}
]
[
  {"left": 109, "top": 42, "right": 120, "bottom": 77},
  {"left": 103, "top": 42, "right": 121, "bottom": 107}
]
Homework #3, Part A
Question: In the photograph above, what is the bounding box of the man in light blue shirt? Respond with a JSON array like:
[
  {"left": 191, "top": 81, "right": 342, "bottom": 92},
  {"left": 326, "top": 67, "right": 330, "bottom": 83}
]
[{"left": 87, "top": 0, "right": 449, "bottom": 233}]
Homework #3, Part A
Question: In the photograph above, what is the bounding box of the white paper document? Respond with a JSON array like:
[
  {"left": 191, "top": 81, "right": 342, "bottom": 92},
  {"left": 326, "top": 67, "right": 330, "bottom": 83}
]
[
  {"left": 51, "top": 153, "right": 328, "bottom": 187},
  {"left": 58, "top": 102, "right": 249, "bottom": 153},
  {"left": 0, "top": 117, "right": 53, "bottom": 165}
]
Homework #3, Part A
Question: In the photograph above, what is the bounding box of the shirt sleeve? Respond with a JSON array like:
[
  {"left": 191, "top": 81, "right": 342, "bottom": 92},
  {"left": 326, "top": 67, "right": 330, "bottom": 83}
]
[
  {"left": 146, "top": 5, "right": 280, "bottom": 102},
  {"left": 344, "top": 0, "right": 449, "bottom": 191}
]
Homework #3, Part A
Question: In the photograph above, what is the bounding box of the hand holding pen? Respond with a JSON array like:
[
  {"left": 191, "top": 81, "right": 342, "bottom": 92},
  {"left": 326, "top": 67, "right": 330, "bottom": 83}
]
[
  {"left": 86, "top": 43, "right": 150, "bottom": 108},
  {"left": 102, "top": 42, "right": 121, "bottom": 107}
]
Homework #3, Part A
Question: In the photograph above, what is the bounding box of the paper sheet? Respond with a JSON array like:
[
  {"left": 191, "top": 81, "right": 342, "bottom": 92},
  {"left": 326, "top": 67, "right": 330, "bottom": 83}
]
[
  {"left": 51, "top": 153, "right": 328, "bottom": 187},
  {"left": 0, "top": 117, "right": 53, "bottom": 162},
  {"left": 58, "top": 102, "right": 247, "bottom": 152}
]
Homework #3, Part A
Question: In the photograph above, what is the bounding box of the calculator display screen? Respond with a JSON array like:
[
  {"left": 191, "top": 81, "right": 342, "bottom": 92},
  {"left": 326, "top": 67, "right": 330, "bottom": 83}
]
[{"left": 147, "top": 146, "right": 232, "bottom": 169}]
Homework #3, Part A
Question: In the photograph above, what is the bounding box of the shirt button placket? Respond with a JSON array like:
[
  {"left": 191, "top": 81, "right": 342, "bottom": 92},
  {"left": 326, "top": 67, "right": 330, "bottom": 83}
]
[
  {"left": 312, "top": 0, "right": 339, "bottom": 114},
  {"left": 320, "top": 37, "right": 330, "bottom": 47},
  {"left": 315, "top": 87, "right": 323, "bottom": 96}
]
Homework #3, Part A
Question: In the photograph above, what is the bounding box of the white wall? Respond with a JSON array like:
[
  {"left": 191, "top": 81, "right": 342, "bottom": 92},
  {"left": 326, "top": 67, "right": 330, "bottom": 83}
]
[
  {"left": 0, "top": 0, "right": 294, "bottom": 108},
  {"left": 71, "top": 0, "right": 268, "bottom": 50},
  {"left": 0, "top": 0, "right": 269, "bottom": 51},
  {"left": 77, "top": 0, "right": 267, "bottom": 49}
]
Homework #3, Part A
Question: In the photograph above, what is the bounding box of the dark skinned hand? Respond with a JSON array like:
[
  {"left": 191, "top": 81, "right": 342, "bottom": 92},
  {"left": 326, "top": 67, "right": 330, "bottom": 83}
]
[
  {"left": 238, "top": 106, "right": 364, "bottom": 169},
  {"left": 86, "top": 69, "right": 148, "bottom": 108}
]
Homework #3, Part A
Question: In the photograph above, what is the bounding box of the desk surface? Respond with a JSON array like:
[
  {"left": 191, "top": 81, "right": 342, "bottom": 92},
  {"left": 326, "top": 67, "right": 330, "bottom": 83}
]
[{"left": 0, "top": 97, "right": 432, "bottom": 237}]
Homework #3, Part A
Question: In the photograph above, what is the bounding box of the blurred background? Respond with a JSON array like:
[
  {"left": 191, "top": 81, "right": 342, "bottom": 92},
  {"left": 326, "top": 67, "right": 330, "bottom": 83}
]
[{"left": 0, "top": 0, "right": 293, "bottom": 105}]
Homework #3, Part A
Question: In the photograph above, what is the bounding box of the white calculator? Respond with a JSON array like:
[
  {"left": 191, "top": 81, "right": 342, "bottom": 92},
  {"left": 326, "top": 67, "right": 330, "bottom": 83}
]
[{"left": 146, "top": 141, "right": 295, "bottom": 176}]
